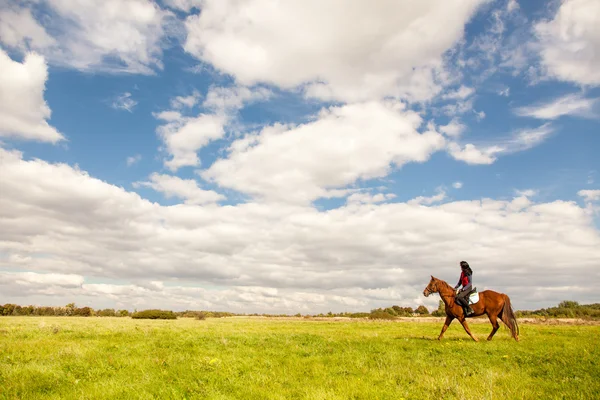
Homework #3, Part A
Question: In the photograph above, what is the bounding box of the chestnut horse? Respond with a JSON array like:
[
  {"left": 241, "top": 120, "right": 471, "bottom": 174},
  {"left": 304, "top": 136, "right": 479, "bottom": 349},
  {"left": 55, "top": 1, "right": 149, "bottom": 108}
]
[{"left": 423, "top": 276, "right": 519, "bottom": 342}]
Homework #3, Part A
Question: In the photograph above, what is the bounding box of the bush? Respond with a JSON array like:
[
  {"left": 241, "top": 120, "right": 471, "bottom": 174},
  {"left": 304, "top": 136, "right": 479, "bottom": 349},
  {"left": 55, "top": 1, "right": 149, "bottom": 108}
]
[{"left": 131, "top": 309, "right": 177, "bottom": 320}]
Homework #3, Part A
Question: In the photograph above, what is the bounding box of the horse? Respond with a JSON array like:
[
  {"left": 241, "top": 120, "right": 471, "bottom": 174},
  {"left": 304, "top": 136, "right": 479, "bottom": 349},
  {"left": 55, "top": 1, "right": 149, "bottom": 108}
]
[{"left": 423, "top": 275, "right": 519, "bottom": 342}]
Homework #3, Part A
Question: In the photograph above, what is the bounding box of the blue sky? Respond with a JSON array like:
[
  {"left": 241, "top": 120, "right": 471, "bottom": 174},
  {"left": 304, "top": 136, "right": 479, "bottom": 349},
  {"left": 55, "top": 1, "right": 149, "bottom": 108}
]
[{"left": 0, "top": 0, "right": 599, "bottom": 313}]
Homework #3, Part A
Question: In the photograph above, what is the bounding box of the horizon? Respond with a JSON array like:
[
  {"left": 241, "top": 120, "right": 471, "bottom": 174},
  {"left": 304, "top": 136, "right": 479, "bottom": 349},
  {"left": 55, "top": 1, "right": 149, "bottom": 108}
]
[{"left": 1, "top": 0, "right": 599, "bottom": 314}]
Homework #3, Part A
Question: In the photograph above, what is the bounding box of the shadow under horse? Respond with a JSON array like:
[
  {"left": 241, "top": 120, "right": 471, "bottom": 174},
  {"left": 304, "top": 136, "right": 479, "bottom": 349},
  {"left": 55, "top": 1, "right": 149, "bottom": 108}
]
[{"left": 423, "top": 276, "right": 519, "bottom": 342}]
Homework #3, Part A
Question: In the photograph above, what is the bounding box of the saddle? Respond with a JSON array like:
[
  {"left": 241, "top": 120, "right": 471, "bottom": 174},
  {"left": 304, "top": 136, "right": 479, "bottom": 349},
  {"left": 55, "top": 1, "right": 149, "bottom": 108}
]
[{"left": 467, "top": 288, "right": 479, "bottom": 304}]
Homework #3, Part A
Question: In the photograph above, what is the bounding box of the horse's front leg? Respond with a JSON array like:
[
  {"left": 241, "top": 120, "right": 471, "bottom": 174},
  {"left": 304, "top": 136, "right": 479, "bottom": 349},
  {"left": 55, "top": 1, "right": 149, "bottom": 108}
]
[{"left": 438, "top": 316, "right": 454, "bottom": 340}]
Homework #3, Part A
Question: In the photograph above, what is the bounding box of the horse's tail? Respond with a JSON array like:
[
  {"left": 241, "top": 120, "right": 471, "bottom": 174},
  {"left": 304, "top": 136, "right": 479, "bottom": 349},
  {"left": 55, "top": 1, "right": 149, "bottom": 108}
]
[{"left": 502, "top": 294, "right": 520, "bottom": 341}]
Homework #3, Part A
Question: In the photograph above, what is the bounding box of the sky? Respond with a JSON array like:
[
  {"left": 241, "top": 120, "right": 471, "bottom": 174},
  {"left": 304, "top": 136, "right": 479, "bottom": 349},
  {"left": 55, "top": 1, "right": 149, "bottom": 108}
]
[{"left": 0, "top": 0, "right": 599, "bottom": 314}]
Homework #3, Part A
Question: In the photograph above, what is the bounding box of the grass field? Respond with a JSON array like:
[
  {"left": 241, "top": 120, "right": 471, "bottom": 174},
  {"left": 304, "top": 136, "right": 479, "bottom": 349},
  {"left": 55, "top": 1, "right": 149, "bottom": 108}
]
[{"left": 0, "top": 317, "right": 598, "bottom": 399}]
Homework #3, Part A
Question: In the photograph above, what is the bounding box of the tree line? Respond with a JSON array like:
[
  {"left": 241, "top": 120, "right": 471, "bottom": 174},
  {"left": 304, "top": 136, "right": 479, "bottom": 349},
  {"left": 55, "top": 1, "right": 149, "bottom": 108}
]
[{"left": 1, "top": 300, "right": 598, "bottom": 319}]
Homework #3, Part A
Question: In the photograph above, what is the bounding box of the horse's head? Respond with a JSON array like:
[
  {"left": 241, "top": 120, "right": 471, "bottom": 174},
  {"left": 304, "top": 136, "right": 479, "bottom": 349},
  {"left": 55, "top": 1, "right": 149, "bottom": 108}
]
[{"left": 423, "top": 275, "right": 439, "bottom": 297}]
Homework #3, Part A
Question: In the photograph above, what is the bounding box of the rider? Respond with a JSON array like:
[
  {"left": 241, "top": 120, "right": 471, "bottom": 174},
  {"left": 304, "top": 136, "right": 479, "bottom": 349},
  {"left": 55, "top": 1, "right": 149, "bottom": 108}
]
[{"left": 454, "top": 261, "right": 474, "bottom": 315}]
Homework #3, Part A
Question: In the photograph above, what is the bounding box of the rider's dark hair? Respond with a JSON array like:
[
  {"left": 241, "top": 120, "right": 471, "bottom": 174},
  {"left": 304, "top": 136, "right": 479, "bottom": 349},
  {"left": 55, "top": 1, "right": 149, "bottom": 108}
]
[{"left": 460, "top": 261, "right": 473, "bottom": 276}]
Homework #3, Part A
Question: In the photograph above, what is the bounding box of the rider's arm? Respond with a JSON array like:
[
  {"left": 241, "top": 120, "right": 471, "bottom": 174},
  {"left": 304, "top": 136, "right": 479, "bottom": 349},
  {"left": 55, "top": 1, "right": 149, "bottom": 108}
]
[{"left": 454, "top": 272, "right": 463, "bottom": 289}]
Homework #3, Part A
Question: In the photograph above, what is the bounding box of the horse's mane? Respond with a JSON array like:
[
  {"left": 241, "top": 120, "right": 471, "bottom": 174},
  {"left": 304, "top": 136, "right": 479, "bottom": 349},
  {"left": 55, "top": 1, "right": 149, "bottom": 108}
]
[{"left": 433, "top": 276, "right": 454, "bottom": 292}]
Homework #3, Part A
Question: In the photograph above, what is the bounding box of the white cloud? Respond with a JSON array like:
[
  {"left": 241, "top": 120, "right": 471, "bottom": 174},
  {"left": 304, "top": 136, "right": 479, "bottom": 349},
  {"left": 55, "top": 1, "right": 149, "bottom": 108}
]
[
  {"left": 157, "top": 113, "right": 226, "bottom": 171},
  {"left": 578, "top": 190, "right": 600, "bottom": 203},
  {"left": 474, "top": 110, "right": 486, "bottom": 121},
  {"left": 507, "top": 0, "right": 519, "bottom": 13},
  {"left": 0, "top": 6, "right": 57, "bottom": 50},
  {"left": 346, "top": 192, "right": 396, "bottom": 205},
  {"left": 448, "top": 123, "right": 554, "bottom": 165},
  {"left": 508, "top": 123, "right": 554, "bottom": 151},
  {"left": 408, "top": 189, "right": 447, "bottom": 206},
  {"left": 155, "top": 86, "right": 270, "bottom": 171},
  {"left": 0, "top": 0, "right": 172, "bottom": 74},
  {"left": 498, "top": 87, "right": 510, "bottom": 96},
  {"left": 2, "top": 147, "right": 600, "bottom": 311},
  {"left": 201, "top": 101, "right": 446, "bottom": 203},
  {"left": 111, "top": 92, "right": 138, "bottom": 113},
  {"left": 515, "top": 189, "right": 537, "bottom": 198},
  {"left": 134, "top": 173, "right": 225, "bottom": 205},
  {"left": 163, "top": 0, "right": 202, "bottom": 12},
  {"left": 453, "top": 182, "right": 463, "bottom": 189},
  {"left": 535, "top": 0, "right": 600, "bottom": 85},
  {"left": 170, "top": 91, "right": 201, "bottom": 109},
  {"left": 514, "top": 93, "right": 598, "bottom": 120},
  {"left": 447, "top": 143, "right": 502, "bottom": 165},
  {"left": 184, "top": 0, "right": 485, "bottom": 102},
  {"left": 441, "top": 97, "right": 475, "bottom": 116},
  {"left": 203, "top": 86, "right": 273, "bottom": 113},
  {"left": 0, "top": 49, "right": 64, "bottom": 143},
  {"left": 442, "top": 85, "right": 475, "bottom": 100},
  {"left": 439, "top": 118, "right": 467, "bottom": 138},
  {"left": 126, "top": 154, "right": 142, "bottom": 166}
]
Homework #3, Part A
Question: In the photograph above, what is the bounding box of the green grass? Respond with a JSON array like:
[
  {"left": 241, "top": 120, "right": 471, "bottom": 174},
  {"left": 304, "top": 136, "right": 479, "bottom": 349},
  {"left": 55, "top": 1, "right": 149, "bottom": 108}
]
[{"left": 0, "top": 317, "right": 598, "bottom": 399}]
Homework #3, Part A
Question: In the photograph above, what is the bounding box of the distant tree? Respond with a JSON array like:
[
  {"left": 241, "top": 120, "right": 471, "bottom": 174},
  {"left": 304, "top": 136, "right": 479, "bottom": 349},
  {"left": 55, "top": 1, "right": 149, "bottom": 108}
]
[
  {"left": 558, "top": 300, "right": 579, "bottom": 309},
  {"left": 415, "top": 305, "right": 429, "bottom": 315},
  {"left": 74, "top": 307, "right": 93, "bottom": 317},
  {"left": 431, "top": 300, "right": 446, "bottom": 317},
  {"left": 384, "top": 307, "right": 398, "bottom": 316},
  {"left": 65, "top": 303, "right": 76, "bottom": 316}
]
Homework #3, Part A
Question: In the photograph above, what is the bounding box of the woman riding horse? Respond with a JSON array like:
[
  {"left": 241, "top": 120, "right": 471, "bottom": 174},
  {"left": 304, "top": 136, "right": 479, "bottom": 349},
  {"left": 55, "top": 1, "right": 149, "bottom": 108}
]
[{"left": 455, "top": 261, "right": 474, "bottom": 316}]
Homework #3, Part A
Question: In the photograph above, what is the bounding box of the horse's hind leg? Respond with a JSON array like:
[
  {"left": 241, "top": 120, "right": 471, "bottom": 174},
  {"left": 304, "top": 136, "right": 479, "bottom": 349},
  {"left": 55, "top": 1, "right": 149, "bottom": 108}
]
[
  {"left": 486, "top": 313, "right": 500, "bottom": 341},
  {"left": 458, "top": 318, "right": 479, "bottom": 342},
  {"left": 438, "top": 316, "right": 454, "bottom": 340}
]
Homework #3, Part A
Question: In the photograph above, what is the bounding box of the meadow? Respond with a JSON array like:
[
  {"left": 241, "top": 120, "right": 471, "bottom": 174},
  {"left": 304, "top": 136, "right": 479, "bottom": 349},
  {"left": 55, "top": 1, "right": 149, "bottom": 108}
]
[{"left": 0, "top": 317, "right": 598, "bottom": 399}]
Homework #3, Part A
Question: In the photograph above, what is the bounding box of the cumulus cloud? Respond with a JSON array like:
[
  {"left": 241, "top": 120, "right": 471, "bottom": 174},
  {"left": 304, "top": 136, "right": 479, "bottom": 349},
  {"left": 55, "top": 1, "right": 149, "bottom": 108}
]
[
  {"left": 203, "top": 86, "right": 273, "bottom": 113},
  {"left": 134, "top": 173, "right": 225, "bottom": 205},
  {"left": 578, "top": 189, "right": 600, "bottom": 203},
  {"left": 2, "top": 147, "right": 600, "bottom": 311},
  {"left": 453, "top": 182, "right": 463, "bottom": 189},
  {"left": 534, "top": 0, "right": 600, "bottom": 86},
  {"left": 170, "top": 91, "right": 201, "bottom": 109},
  {"left": 163, "top": 0, "right": 202, "bottom": 12},
  {"left": 515, "top": 189, "right": 537, "bottom": 198},
  {"left": 439, "top": 118, "right": 467, "bottom": 138},
  {"left": 346, "top": 192, "right": 396, "bottom": 205},
  {"left": 201, "top": 101, "right": 446, "bottom": 203},
  {"left": 184, "top": 0, "right": 485, "bottom": 102},
  {"left": 0, "top": 6, "right": 57, "bottom": 50},
  {"left": 408, "top": 189, "right": 447, "bottom": 206},
  {"left": 447, "top": 143, "right": 502, "bottom": 165},
  {"left": 0, "top": 0, "right": 172, "bottom": 74},
  {"left": 0, "top": 49, "right": 64, "bottom": 143},
  {"left": 154, "top": 85, "right": 271, "bottom": 172},
  {"left": 514, "top": 93, "right": 599, "bottom": 120},
  {"left": 156, "top": 112, "right": 226, "bottom": 171}
]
